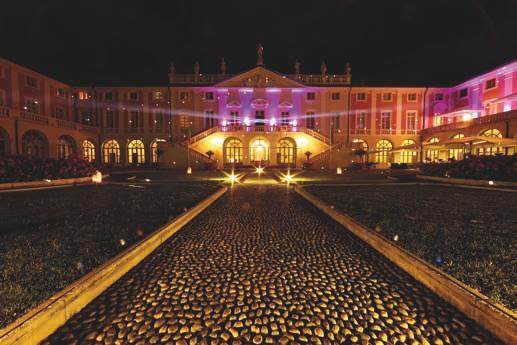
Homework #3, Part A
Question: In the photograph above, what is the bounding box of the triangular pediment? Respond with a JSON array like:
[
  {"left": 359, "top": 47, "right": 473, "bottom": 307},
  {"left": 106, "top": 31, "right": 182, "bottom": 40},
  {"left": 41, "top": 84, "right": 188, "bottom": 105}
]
[{"left": 215, "top": 66, "right": 305, "bottom": 88}]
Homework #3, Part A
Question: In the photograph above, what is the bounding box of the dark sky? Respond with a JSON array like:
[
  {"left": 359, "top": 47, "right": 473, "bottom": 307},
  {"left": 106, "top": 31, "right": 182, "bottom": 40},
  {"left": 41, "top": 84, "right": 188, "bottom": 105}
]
[{"left": 1, "top": 0, "right": 517, "bottom": 87}]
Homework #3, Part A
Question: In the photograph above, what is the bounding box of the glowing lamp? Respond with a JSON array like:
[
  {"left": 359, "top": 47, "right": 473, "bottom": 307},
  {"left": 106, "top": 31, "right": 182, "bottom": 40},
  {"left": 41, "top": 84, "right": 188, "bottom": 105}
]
[
  {"left": 284, "top": 174, "right": 293, "bottom": 183},
  {"left": 92, "top": 170, "right": 103, "bottom": 184},
  {"left": 221, "top": 120, "right": 227, "bottom": 127},
  {"left": 243, "top": 117, "right": 251, "bottom": 126},
  {"left": 336, "top": 167, "right": 342, "bottom": 175},
  {"left": 228, "top": 174, "right": 237, "bottom": 183},
  {"left": 256, "top": 167, "right": 264, "bottom": 174},
  {"left": 144, "top": 178, "right": 151, "bottom": 182},
  {"left": 488, "top": 180, "right": 494, "bottom": 186},
  {"left": 292, "top": 119, "right": 298, "bottom": 127},
  {"left": 187, "top": 167, "right": 192, "bottom": 174},
  {"left": 269, "top": 118, "right": 277, "bottom": 126},
  {"left": 462, "top": 113, "right": 472, "bottom": 122}
]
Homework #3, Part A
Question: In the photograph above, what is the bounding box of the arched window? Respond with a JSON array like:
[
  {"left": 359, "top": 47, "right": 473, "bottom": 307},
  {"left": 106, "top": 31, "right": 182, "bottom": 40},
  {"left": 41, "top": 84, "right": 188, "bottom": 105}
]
[
  {"left": 22, "top": 130, "right": 48, "bottom": 159},
  {"left": 128, "top": 139, "right": 145, "bottom": 164},
  {"left": 449, "top": 133, "right": 465, "bottom": 160},
  {"left": 375, "top": 140, "right": 392, "bottom": 163},
  {"left": 250, "top": 138, "right": 269, "bottom": 162},
  {"left": 352, "top": 139, "right": 368, "bottom": 162},
  {"left": 426, "top": 137, "right": 440, "bottom": 161},
  {"left": 57, "top": 136, "right": 76, "bottom": 159},
  {"left": 83, "top": 140, "right": 96, "bottom": 161},
  {"left": 400, "top": 139, "right": 417, "bottom": 163},
  {"left": 478, "top": 129, "right": 503, "bottom": 155},
  {"left": 103, "top": 140, "right": 120, "bottom": 164},
  {"left": 224, "top": 138, "right": 243, "bottom": 163},
  {"left": 277, "top": 138, "right": 296, "bottom": 164},
  {"left": 151, "top": 139, "right": 166, "bottom": 163}
]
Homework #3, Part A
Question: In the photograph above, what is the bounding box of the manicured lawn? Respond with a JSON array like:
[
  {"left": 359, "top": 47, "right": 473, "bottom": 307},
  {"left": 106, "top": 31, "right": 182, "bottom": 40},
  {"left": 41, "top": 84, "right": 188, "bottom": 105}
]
[
  {"left": 0, "top": 182, "right": 220, "bottom": 328},
  {"left": 305, "top": 184, "right": 517, "bottom": 310}
]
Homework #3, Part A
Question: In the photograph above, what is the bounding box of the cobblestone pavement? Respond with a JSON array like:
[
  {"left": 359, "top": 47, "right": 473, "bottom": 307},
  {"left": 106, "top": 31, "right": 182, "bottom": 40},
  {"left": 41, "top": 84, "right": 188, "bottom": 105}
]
[{"left": 43, "top": 186, "right": 501, "bottom": 345}]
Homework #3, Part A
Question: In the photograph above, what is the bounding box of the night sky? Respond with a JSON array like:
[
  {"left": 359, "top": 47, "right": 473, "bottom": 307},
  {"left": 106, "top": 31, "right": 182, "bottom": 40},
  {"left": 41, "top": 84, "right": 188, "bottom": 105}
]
[{"left": 1, "top": 0, "right": 516, "bottom": 87}]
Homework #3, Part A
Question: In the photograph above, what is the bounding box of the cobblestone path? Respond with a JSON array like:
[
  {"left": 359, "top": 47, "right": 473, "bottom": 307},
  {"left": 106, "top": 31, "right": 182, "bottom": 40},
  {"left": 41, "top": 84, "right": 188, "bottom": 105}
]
[{"left": 44, "top": 186, "right": 501, "bottom": 345}]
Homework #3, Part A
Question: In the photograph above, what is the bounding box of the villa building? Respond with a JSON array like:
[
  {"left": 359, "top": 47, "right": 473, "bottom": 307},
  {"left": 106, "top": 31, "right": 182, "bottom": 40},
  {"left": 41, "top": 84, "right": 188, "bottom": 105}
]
[{"left": 0, "top": 48, "right": 516, "bottom": 168}]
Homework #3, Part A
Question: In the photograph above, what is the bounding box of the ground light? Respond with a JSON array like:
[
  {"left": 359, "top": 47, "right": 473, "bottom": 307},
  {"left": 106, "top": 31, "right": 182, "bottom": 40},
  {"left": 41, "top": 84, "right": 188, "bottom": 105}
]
[
  {"left": 223, "top": 170, "right": 239, "bottom": 184},
  {"left": 256, "top": 166, "right": 264, "bottom": 175},
  {"left": 187, "top": 167, "right": 192, "bottom": 174}
]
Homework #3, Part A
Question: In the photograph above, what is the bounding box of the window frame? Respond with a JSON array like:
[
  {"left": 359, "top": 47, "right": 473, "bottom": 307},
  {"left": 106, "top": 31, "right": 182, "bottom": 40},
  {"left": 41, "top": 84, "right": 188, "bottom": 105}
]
[
  {"left": 331, "top": 92, "right": 340, "bottom": 101},
  {"left": 25, "top": 75, "right": 39, "bottom": 89},
  {"left": 407, "top": 93, "right": 417, "bottom": 102},
  {"left": 484, "top": 78, "right": 496, "bottom": 91},
  {"left": 382, "top": 92, "right": 392, "bottom": 102},
  {"left": 459, "top": 88, "right": 468, "bottom": 99},
  {"left": 381, "top": 111, "right": 391, "bottom": 130},
  {"left": 306, "top": 92, "right": 316, "bottom": 101},
  {"left": 356, "top": 93, "right": 366, "bottom": 101}
]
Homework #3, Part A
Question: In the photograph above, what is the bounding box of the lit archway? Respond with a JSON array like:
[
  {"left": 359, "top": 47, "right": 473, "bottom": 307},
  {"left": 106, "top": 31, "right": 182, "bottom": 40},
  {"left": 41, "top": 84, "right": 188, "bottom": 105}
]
[
  {"left": 151, "top": 138, "right": 166, "bottom": 163},
  {"left": 400, "top": 139, "right": 417, "bottom": 163},
  {"left": 223, "top": 138, "right": 243, "bottom": 164},
  {"left": 449, "top": 133, "right": 465, "bottom": 160},
  {"left": 425, "top": 137, "right": 440, "bottom": 161},
  {"left": 83, "top": 140, "right": 96, "bottom": 161},
  {"left": 352, "top": 139, "right": 368, "bottom": 162},
  {"left": 250, "top": 138, "right": 270, "bottom": 163},
  {"left": 103, "top": 139, "right": 120, "bottom": 164},
  {"left": 374, "top": 139, "right": 392, "bottom": 163},
  {"left": 57, "top": 135, "right": 76, "bottom": 159},
  {"left": 277, "top": 138, "right": 296, "bottom": 164},
  {"left": 128, "top": 139, "right": 145, "bottom": 164},
  {"left": 22, "top": 130, "right": 48, "bottom": 159},
  {"left": 0, "top": 126, "right": 9, "bottom": 156},
  {"left": 478, "top": 128, "right": 503, "bottom": 155}
]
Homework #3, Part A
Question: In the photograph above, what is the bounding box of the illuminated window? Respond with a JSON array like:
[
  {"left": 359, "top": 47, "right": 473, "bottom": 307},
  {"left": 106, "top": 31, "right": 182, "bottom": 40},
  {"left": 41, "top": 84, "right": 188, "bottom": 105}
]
[
  {"left": 277, "top": 138, "right": 295, "bottom": 164},
  {"left": 485, "top": 78, "right": 496, "bottom": 90},
  {"left": 400, "top": 139, "right": 417, "bottom": 163},
  {"left": 449, "top": 133, "right": 465, "bottom": 160},
  {"left": 375, "top": 139, "right": 392, "bottom": 163},
  {"left": 459, "top": 88, "right": 468, "bottom": 98},
  {"left": 306, "top": 112, "right": 315, "bottom": 129},
  {"left": 331, "top": 92, "right": 340, "bottom": 101},
  {"left": 280, "top": 111, "right": 289, "bottom": 125},
  {"left": 352, "top": 139, "right": 368, "bottom": 151},
  {"left": 56, "top": 87, "right": 65, "bottom": 97},
  {"left": 426, "top": 137, "right": 440, "bottom": 161},
  {"left": 25, "top": 99, "right": 40, "bottom": 113},
  {"left": 78, "top": 91, "right": 89, "bottom": 100},
  {"left": 481, "top": 128, "right": 502, "bottom": 138},
  {"left": 406, "top": 111, "right": 416, "bottom": 130},
  {"left": 477, "top": 129, "right": 504, "bottom": 156},
  {"left": 127, "top": 139, "right": 145, "bottom": 164},
  {"left": 83, "top": 140, "right": 96, "bottom": 161},
  {"left": 382, "top": 93, "right": 392, "bottom": 101},
  {"left": 179, "top": 114, "right": 190, "bottom": 128},
  {"left": 230, "top": 111, "right": 239, "bottom": 125},
  {"left": 356, "top": 112, "right": 366, "bottom": 129},
  {"left": 255, "top": 110, "right": 265, "bottom": 126},
  {"left": 103, "top": 140, "right": 120, "bottom": 164},
  {"left": 57, "top": 136, "right": 75, "bottom": 159},
  {"left": 356, "top": 93, "right": 366, "bottom": 101},
  {"left": 153, "top": 91, "right": 163, "bottom": 100},
  {"left": 224, "top": 138, "right": 243, "bottom": 163},
  {"left": 151, "top": 139, "right": 165, "bottom": 163},
  {"left": 25, "top": 76, "right": 38, "bottom": 88},
  {"left": 381, "top": 111, "right": 391, "bottom": 130},
  {"left": 250, "top": 138, "right": 269, "bottom": 162},
  {"left": 306, "top": 92, "right": 316, "bottom": 100}
]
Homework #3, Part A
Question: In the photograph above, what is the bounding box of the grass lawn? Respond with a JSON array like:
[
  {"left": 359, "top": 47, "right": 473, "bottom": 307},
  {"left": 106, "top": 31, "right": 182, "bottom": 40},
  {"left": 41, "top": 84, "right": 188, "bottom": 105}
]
[
  {"left": 0, "top": 182, "right": 220, "bottom": 328},
  {"left": 305, "top": 184, "right": 517, "bottom": 310}
]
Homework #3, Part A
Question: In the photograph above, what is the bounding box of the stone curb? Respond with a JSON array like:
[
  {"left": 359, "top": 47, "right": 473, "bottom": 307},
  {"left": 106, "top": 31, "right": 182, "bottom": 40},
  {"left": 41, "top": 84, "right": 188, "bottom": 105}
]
[
  {"left": 0, "top": 175, "right": 110, "bottom": 191},
  {"left": 0, "top": 186, "right": 228, "bottom": 345},
  {"left": 294, "top": 185, "right": 517, "bottom": 345},
  {"left": 416, "top": 174, "right": 517, "bottom": 188}
]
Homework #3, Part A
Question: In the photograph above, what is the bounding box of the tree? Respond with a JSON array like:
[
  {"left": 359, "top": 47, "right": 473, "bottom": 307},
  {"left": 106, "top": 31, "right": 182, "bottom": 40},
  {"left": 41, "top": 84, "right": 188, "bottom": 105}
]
[
  {"left": 304, "top": 151, "right": 312, "bottom": 162},
  {"left": 206, "top": 150, "right": 214, "bottom": 160}
]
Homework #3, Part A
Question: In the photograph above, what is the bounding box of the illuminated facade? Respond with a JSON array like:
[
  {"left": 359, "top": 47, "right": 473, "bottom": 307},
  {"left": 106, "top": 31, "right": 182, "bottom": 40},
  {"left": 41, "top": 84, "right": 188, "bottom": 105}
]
[{"left": 0, "top": 51, "right": 516, "bottom": 168}]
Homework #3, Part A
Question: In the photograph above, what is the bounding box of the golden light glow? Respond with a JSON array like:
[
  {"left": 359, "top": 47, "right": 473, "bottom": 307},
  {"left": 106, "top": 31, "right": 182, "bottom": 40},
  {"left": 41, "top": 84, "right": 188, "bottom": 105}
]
[
  {"left": 336, "top": 167, "right": 343, "bottom": 175},
  {"left": 187, "top": 167, "right": 192, "bottom": 174},
  {"left": 92, "top": 170, "right": 103, "bottom": 183},
  {"left": 211, "top": 136, "right": 224, "bottom": 146},
  {"left": 256, "top": 167, "right": 264, "bottom": 174}
]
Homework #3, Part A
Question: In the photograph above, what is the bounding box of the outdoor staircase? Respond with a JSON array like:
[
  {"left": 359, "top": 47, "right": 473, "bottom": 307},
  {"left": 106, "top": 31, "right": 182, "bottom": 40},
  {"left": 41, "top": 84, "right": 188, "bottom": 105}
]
[{"left": 310, "top": 142, "right": 344, "bottom": 168}]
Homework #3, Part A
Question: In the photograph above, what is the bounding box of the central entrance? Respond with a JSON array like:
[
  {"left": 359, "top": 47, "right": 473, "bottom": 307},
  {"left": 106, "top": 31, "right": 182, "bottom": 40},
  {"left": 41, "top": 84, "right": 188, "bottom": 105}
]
[{"left": 250, "top": 138, "right": 269, "bottom": 165}]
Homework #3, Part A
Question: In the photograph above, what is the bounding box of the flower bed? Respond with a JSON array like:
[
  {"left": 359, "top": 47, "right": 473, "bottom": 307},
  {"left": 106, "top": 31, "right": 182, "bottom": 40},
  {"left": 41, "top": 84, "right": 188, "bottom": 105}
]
[
  {"left": 0, "top": 156, "right": 107, "bottom": 183},
  {"left": 420, "top": 154, "right": 517, "bottom": 182}
]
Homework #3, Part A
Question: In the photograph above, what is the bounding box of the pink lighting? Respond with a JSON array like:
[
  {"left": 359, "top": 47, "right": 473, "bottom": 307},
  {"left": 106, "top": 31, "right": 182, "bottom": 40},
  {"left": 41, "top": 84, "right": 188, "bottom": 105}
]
[
  {"left": 243, "top": 117, "right": 251, "bottom": 126},
  {"left": 269, "top": 118, "right": 277, "bottom": 126}
]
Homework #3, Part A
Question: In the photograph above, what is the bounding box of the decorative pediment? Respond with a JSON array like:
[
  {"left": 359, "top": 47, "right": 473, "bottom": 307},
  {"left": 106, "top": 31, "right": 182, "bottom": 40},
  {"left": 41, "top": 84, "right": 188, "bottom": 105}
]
[
  {"left": 215, "top": 66, "right": 305, "bottom": 88},
  {"left": 278, "top": 101, "right": 293, "bottom": 109},
  {"left": 227, "top": 100, "right": 242, "bottom": 108},
  {"left": 251, "top": 98, "right": 269, "bottom": 109}
]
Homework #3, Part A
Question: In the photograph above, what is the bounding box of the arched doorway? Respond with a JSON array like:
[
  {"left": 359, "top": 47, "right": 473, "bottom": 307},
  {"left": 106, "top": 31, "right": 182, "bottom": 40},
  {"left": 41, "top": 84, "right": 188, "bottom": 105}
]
[
  {"left": 0, "top": 127, "right": 9, "bottom": 156},
  {"left": 83, "top": 140, "right": 96, "bottom": 161},
  {"left": 127, "top": 139, "right": 145, "bottom": 164},
  {"left": 223, "top": 138, "right": 243, "bottom": 165},
  {"left": 449, "top": 133, "right": 465, "bottom": 160},
  {"left": 57, "top": 135, "right": 76, "bottom": 159},
  {"left": 276, "top": 138, "right": 296, "bottom": 165},
  {"left": 151, "top": 138, "right": 166, "bottom": 163},
  {"left": 425, "top": 137, "right": 440, "bottom": 162},
  {"left": 249, "top": 138, "right": 269, "bottom": 165},
  {"left": 478, "top": 128, "right": 503, "bottom": 155},
  {"left": 352, "top": 139, "right": 368, "bottom": 162},
  {"left": 22, "top": 130, "right": 48, "bottom": 159},
  {"left": 400, "top": 139, "right": 417, "bottom": 163},
  {"left": 102, "top": 139, "right": 120, "bottom": 164},
  {"left": 375, "top": 139, "right": 392, "bottom": 164}
]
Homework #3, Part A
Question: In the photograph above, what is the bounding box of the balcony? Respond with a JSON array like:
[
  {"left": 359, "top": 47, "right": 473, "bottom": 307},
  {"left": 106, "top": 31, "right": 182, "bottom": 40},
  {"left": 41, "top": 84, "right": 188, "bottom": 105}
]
[
  {"left": 350, "top": 128, "right": 371, "bottom": 135},
  {"left": 423, "top": 110, "right": 517, "bottom": 135},
  {"left": 20, "top": 111, "right": 49, "bottom": 124},
  {"left": 170, "top": 73, "right": 351, "bottom": 86}
]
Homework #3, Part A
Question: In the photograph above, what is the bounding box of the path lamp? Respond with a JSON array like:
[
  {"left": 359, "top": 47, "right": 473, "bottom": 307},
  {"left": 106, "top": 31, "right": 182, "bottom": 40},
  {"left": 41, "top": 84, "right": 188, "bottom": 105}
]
[{"left": 187, "top": 122, "right": 192, "bottom": 174}]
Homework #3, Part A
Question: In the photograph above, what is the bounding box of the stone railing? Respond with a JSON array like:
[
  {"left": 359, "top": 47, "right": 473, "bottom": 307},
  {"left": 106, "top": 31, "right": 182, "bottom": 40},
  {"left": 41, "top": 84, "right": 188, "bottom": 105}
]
[
  {"left": 170, "top": 73, "right": 351, "bottom": 85},
  {"left": 20, "top": 111, "right": 49, "bottom": 124},
  {"left": 170, "top": 74, "right": 230, "bottom": 84},
  {"left": 0, "top": 106, "right": 9, "bottom": 117},
  {"left": 289, "top": 74, "right": 351, "bottom": 85},
  {"left": 300, "top": 127, "right": 330, "bottom": 144},
  {"left": 423, "top": 110, "right": 517, "bottom": 135}
]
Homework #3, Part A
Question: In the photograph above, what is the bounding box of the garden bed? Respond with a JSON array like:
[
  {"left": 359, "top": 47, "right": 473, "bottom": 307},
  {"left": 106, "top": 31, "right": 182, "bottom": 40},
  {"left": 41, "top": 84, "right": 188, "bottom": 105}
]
[
  {"left": 0, "top": 182, "right": 220, "bottom": 328},
  {"left": 305, "top": 184, "right": 517, "bottom": 310}
]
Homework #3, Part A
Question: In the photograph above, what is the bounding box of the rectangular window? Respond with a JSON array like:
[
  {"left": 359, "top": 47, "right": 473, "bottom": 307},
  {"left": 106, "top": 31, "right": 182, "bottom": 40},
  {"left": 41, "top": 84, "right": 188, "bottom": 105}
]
[
  {"left": 54, "top": 107, "right": 65, "bottom": 119},
  {"left": 485, "top": 78, "right": 496, "bottom": 90},
  {"left": 434, "top": 93, "right": 443, "bottom": 101},
  {"left": 331, "top": 92, "right": 340, "bottom": 101},
  {"left": 129, "top": 92, "right": 139, "bottom": 101},
  {"left": 106, "top": 110, "right": 115, "bottom": 128},
  {"left": 130, "top": 111, "right": 139, "bottom": 128},
  {"left": 105, "top": 92, "right": 113, "bottom": 100},
  {"left": 306, "top": 92, "right": 316, "bottom": 100},
  {"left": 356, "top": 111, "right": 366, "bottom": 129},
  {"left": 153, "top": 91, "right": 163, "bottom": 100},
  {"left": 407, "top": 111, "right": 416, "bottom": 130},
  {"left": 407, "top": 93, "right": 417, "bottom": 102},
  {"left": 255, "top": 110, "right": 265, "bottom": 126},
  {"left": 155, "top": 112, "right": 164, "bottom": 127},
  {"left": 459, "top": 88, "right": 468, "bottom": 98},
  {"left": 78, "top": 91, "right": 89, "bottom": 100},
  {"left": 25, "top": 76, "right": 38, "bottom": 88},
  {"left": 25, "top": 99, "right": 39, "bottom": 113},
  {"left": 306, "top": 112, "right": 315, "bottom": 129},
  {"left": 204, "top": 92, "right": 214, "bottom": 100},
  {"left": 356, "top": 93, "right": 366, "bottom": 101},
  {"left": 56, "top": 87, "right": 65, "bottom": 97},
  {"left": 381, "top": 111, "right": 391, "bottom": 129},
  {"left": 382, "top": 93, "right": 392, "bottom": 101},
  {"left": 205, "top": 111, "right": 215, "bottom": 128},
  {"left": 179, "top": 91, "right": 189, "bottom": 102},
  {"left": 179, "top": 114, "right": 189, "bottom": 128},
  {"left": 230, "top": 111, "right": 239, "bottom": 124},
  {"left": 281, "top": 111, "right": 289, "bottom": 125}
]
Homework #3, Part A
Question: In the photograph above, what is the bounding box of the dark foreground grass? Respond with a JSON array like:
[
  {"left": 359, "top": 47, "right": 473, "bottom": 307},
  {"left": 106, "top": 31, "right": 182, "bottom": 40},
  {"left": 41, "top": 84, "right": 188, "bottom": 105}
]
[
  {"left": 293, "top": 169, "right": 416, "bottom": 184},
  {"left": 0, "top": 182, "right": 220, "bottom": 327},
  {"left": 306, "top": 185, "right": 517, "bottom": 310}
]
